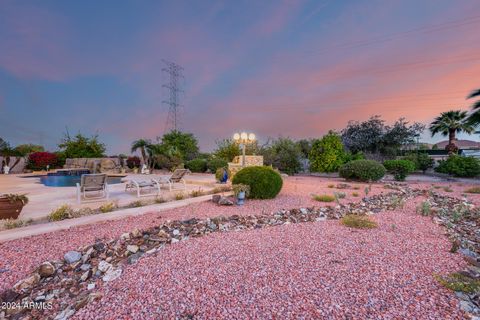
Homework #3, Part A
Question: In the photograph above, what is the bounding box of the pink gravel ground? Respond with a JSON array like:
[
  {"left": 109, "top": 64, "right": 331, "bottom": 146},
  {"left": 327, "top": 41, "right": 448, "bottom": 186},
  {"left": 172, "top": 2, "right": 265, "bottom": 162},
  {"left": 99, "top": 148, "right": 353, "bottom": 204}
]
[
  {"left": 75, "top": 198, "right": 465, "bottom": 319},
  {"left": 0, "top": 177, "right": 477, "bottom": 317}
]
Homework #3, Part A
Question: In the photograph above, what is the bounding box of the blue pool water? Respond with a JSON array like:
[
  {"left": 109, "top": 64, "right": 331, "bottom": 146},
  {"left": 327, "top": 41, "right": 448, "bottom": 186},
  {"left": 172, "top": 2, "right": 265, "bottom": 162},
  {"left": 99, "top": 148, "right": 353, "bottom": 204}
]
[{"left": 35, "top": 171, "right": 124, "bottom": 187}]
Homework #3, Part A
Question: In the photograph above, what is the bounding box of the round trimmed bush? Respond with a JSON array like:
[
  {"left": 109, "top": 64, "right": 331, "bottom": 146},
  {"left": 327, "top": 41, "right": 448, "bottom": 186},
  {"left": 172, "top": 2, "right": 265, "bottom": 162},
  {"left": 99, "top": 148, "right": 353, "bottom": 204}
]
[
  {"left": 383, "top": 159, "right": 416, "bottom": 181},
  {"left": 232, "top": 166, "right": 283, "bottom": 199},
  {"left": 339, "top": 160, "right": 386, "bottom": 182},
  {"left": 185, "top": 158, "right": 207, "bottom": 173},
  {"left": 207, "top": 157, "right": 228, "bottom": 173}
]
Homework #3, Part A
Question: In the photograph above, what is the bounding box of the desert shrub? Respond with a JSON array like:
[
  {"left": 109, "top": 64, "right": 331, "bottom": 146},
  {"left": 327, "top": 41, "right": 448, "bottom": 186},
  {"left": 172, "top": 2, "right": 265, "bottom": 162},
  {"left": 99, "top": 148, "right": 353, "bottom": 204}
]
[
  {"left": 339, "top": 160, "right": 386, "bottom": 182},
  {"left": 404, "top": 152, "right": 434, "bottom": 173},
  {"left": 313, "top": 194, "right": 335, "bottom": 202},
  {"left": 126, "top": 156, "right": 141, "bottom": 169},
  {"left": 154, "top": 154, "right": 183, "bottom": 171},
  {"left": 154, "top": 197, "right": 166, "bottom": 204},
  {"left": 334, "top": 192, "right": 346, "bottom": 199},
  {"left": 128, "top": 200, "right": 143, "bottom": 208},
  {"left": 434, "top": 273, "right": 480, "bottom": 293},
  {"left": 49, "top": 205, "right": 73, "bottom": 221},
  {"left": 231, "top": 166, "right": 283, "bottom": 199},
  {"left": 3, "top": 218, "right": 33, "bottom": 229},
  {"left": 175, "top": 193, "right": 185, "bottom": 200},
  {"left": 309, "top": 131, "right": 346, "bottom": 173},
  {"left": 260, "top": 138, "right": 302, "bottom": 175},
  {"left": 99, "top": 202, "right": 117, "bottom": 213},
  {"left": 352, "top": 192, "right": 359, "bottom": 197},
  {"left": 465, "top": 187, "right": 480, "bottom": 194},
  {"left": 27, "top": 152, "right": 58, "bottom": 170},
  {"left": 190, "top": 188, "right": 204, "bottom": 197},
  {"left": 207, "top": 157, "right": 228, "bottom": 173},
  {"left": 383, "top": 159, "right": 416, "bottom": 181},
  {"left": 185, "top": 158, "right": 207, "bottom": 173},
  {"left": 340, "top": 215, "right": 378, "bottom": 229},
  {"left": 435, "top": 155, "right": 480, "bottom": 177},
  {"left": 416, "top": 200, "right": 431, "bottom": 216}
]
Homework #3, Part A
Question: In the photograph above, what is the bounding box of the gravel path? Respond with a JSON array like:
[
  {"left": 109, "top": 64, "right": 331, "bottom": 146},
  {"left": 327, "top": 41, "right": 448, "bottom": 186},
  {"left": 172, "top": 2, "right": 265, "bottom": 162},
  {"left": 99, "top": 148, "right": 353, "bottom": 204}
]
[{"left": 75, "top": 199, "right": 465, "bottom": 319}]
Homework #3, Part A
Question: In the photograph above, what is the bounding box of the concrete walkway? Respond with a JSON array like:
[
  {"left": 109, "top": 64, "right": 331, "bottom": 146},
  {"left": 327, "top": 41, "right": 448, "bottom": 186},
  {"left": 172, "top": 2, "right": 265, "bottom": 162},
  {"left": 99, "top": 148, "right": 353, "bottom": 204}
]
[{"left": 0, "top": 192, "right": 230, "bottom": 243}]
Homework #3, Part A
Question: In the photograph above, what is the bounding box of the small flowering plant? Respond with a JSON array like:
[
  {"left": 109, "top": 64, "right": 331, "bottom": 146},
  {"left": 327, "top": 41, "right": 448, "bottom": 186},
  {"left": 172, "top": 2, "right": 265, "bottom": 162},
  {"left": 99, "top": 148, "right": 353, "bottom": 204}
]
[{"left": 232, "top": 184, "right": 250, "bottom": 197}]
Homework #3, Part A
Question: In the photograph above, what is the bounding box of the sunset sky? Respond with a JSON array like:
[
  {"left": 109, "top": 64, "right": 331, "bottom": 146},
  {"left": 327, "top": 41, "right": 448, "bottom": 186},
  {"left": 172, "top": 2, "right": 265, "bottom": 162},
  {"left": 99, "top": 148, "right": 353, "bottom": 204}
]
[{"left": 1, "top": 0, "right": 480, "bottom": 153}]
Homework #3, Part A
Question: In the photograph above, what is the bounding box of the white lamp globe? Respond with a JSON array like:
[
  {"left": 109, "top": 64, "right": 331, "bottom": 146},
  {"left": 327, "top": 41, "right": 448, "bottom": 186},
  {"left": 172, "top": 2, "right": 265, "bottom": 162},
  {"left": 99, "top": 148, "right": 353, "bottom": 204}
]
[
  {"left": 248, "top": 133, "right": 256, "bottom": 141},
  {"left": 233, "top": 133, "right": 240, "bottom": 141},
  {"left": 240, "top": 132, "right": 248, "bottom": 140}
]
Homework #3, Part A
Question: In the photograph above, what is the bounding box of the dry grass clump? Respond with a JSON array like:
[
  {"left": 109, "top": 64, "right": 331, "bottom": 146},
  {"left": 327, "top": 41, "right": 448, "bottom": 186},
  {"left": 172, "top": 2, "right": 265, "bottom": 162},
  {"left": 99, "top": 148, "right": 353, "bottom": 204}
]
[
  {"left": 352, "top": 192, "right": 359, "bottom": 197},
  {"left": 340, "top": 214, "right": 378, "bottom": 229},
  {"left": 154, "top": 197, "right": 166, "bottom": 204},
  {"left": 465, "top": 187, "right": 480, "bottom": 194},
  {"left": 128, "top": 200, "right": 144, "bottom": 208},
  {"left": 99, "top": 202, "right": 117, "bottom": 213},
  {"left": 3, "top": 218, "right": 33, "bottom": 229},
  {"left": 49, "top": 204, "right": 73, "bottom": 221},
  {"left": 434, "top": 273, "right": 480, "bottom": 293},
  {"left": 175, "top": 193, "right": 185, "bottom": 200},
  {"left": 190, "top": 188, "right": 204, "bottom": 197},
  {"left": 327, "top": 184, "right": 335, "bottom": 188},
  {"left": 313, "top": 194, "right": 335, "bottom": 202}
]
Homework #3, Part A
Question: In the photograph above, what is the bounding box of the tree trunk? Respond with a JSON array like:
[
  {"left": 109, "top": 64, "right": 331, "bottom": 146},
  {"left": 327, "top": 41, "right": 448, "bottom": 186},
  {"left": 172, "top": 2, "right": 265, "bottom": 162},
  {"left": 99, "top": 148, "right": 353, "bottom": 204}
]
[
  {"left": 448, "top": 129, "right": 456, "bottom": 146},
  {"left": 141, "top": 148, "right": 147, "bottom": 165}
]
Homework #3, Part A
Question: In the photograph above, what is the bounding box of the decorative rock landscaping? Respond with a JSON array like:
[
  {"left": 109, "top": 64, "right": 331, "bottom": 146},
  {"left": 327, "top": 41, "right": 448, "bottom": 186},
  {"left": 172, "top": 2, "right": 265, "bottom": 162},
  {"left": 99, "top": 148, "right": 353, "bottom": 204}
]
[{"left": 0, "top": 182, "right": 478, "bottom": 319}]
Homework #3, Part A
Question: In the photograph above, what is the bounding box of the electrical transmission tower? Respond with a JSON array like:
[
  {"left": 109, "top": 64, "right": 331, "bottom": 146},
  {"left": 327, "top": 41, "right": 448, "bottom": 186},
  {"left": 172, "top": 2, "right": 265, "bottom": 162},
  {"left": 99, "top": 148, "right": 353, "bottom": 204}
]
[{"left": 162, "top": 59, "right": 184, "bottom": 132}]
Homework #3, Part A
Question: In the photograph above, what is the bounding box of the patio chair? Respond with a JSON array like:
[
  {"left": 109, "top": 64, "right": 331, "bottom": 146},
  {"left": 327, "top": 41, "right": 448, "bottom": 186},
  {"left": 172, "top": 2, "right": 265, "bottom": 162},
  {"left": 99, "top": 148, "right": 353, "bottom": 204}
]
[
  {"left": 76, "top": 174, "right": 109, "bottom": 203},
  {"left": 155, "top": 168, "right": 189, "bottom": 191},
  {"left": 125, "top": 179, "right": 161, "bottom": 198}
]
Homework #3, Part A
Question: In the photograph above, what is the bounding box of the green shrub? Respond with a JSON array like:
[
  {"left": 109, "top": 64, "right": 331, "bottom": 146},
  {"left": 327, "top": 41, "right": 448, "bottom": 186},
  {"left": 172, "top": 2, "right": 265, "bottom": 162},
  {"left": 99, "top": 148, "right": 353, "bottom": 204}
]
[
  {"left": 261, "top": 138, "right": 302, "bottom": 175},
  {"left": 339, "top": 160, "right": 386, "bottom": 182},
  {"left": 383, "top": 159, "right": 416, "bottom": 181},
  {"left": 313, "top": 194, "right": 335, "bottom": 202},
  {"left": 231, "top": 166, "right": 283, "bottom": 199},
  {"left": 340, "top": 215, "right": 378, "bottom": 229},
  {"left": 207, "top": 158, "right": 228, "bottom": 173},
  {"left": 404, "top": 152, "right": 434, "bottom": 173},
  {"left": 185, "top": 158, "right": 207, "bottom": 173},
  {"left": 435, "top": 155, "right": 480, "bottom": 177},
  {"left": 309, "top": 131, "right": 346, "bottom": 173}
]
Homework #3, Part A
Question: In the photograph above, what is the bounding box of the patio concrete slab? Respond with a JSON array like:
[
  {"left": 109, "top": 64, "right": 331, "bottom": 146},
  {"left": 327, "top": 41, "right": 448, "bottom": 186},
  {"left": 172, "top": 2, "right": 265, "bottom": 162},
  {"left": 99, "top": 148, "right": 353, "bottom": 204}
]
[
  {"left": 0, "top": 192, "right": 230, "bottom": 243},
  {"left": 0, "top": 172, "right": 217, "bottom": 222}
]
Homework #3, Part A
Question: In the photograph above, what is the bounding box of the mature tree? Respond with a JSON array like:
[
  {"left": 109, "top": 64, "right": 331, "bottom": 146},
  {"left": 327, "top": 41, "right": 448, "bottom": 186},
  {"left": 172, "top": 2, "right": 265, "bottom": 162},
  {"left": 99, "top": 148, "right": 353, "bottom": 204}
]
[
  {"left": 58, "top": 132, "right": 106, "bottom": 158},
  {"left": 213, "top": 139, "right": 240, "bottom": 162},
  {"left": 131, "top": 139, "right": 151, "bottom": 165},
  {"left": 14, "top": 144, "right": 44, "bottom": 155},
  {"left": 341, "top": 116, "right": 384, "bottom": 154},
  {"left": 260, "top": 137, "right": 302, "bottom": 175},
  {"left": 296, "top": 139, "right": 314, "bottom": 158},
  {"left": 309, "top": 131, "right": 346, "bottom": 173},
  {"left": 380, "top": 118, "right": 425, "bottom": 157},
  {"left": 341, "top": 116, "right": 424, "bottom": 159},
  {"left": 429, "top": 110, "right": 475, "bottom": 154},
  {"left": 159, "top": 130, "right": 199, "bottom": 161},
  {"left": 467, "top": 88, "right": 480, "bottom": 126}
]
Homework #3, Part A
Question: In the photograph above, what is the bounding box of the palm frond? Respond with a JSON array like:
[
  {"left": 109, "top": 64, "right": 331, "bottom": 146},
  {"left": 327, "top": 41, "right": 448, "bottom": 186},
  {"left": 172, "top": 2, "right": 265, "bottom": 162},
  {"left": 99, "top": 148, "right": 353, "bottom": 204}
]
[{"left": 467, "top": 89, "right": 480, "bottom": 99}]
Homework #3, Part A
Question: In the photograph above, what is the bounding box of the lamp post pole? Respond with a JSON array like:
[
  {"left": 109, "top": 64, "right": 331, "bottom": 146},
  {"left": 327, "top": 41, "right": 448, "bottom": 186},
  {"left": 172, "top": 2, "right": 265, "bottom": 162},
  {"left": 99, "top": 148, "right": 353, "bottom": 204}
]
[{"left": 241, "top": 143, "right": 246, "bottom": 167}]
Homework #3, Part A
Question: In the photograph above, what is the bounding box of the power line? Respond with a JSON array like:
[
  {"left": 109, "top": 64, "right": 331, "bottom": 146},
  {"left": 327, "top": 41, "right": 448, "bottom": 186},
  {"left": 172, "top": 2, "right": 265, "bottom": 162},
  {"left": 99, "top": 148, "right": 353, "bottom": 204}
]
[{"left": 162, "top": 59, "right": 185, "bottom": 132}]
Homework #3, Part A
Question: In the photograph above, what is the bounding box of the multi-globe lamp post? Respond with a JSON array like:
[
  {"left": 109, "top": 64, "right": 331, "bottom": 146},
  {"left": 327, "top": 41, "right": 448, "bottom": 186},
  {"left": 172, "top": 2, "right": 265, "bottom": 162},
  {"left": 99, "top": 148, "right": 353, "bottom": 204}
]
[{"left": 233, "top": 132, "right": 256, "bottom": 167}]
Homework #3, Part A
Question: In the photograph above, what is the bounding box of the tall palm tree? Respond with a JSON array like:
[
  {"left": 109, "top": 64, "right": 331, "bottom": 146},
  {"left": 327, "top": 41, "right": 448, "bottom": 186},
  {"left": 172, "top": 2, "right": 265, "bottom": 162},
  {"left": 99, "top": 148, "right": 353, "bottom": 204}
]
[
  {"left": 131, "top": 139, "right": 151, "bottom": 165},
  {"left": 467, "top": 88, "right": 480, "bottom": 126},
  {"left": 429, "top": 110, "right": 475, "bottom": 153}
]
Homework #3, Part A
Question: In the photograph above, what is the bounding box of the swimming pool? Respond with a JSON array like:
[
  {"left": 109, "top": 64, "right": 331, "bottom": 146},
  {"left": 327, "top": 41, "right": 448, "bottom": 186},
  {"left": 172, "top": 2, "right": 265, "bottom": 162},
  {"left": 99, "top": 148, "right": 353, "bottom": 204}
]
[{"left": 32, "top": 171, "right": 125, "bottom": 187}]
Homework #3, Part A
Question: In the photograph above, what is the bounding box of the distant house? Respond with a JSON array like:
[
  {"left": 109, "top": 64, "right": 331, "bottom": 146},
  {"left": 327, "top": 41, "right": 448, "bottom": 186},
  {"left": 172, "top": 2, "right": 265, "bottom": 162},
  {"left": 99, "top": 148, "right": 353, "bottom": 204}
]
[{"left": 434, "top": 139, "right": 480, "bottom": 150}]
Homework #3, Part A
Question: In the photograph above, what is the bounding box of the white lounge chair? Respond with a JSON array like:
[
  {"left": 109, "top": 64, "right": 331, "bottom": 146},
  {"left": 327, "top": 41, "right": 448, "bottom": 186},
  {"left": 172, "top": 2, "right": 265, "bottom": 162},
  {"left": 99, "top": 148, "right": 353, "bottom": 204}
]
[
  {"left": 125, "top": 179, "right": 161, "bottom": 197},
  {"left": 156, "top": 168, "right": 189, "bottom": 191},
  {"left": 76, "top": 174, "right": 109, "bottom": 203}
]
